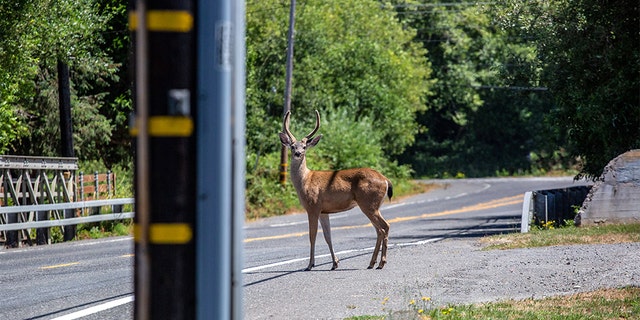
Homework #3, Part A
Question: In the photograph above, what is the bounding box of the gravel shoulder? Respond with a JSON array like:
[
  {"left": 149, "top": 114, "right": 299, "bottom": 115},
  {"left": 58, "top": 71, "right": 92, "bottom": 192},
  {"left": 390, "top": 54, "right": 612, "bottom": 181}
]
[{"left": 243, "top": 238, "right": 640, "bottom": 319}]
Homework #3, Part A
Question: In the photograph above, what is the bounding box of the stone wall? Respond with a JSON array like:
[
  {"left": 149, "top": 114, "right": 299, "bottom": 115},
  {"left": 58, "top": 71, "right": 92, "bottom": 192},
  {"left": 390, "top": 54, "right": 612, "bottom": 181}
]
[{"left": 576, "top": 149, "right": 640, "bottom": 226}]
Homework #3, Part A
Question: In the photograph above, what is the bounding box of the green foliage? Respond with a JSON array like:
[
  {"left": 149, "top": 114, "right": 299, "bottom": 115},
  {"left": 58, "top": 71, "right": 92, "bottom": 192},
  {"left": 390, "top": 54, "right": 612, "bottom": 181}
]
[
  {"left": 77, "top": 221, "right": 131, "bottom": 240},
  {"left": 0, "top": 0, "right": 127, "bottom": 166},
  {"left": 394, "top": 1, "right": 559, "bottom": 177},
  {"left": 246, "top": 0, "right": 432, "bottom": 157},
  {"left": 497, "top": 0, "right": 640, "bottom": 179}
]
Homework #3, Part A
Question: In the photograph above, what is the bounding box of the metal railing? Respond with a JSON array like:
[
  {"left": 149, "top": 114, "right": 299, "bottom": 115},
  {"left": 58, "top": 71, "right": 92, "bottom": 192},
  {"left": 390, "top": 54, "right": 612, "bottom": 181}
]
[
  {"left": 521, "top": 186, "right": 591, "bottom": 233},
  {"left": 0, "top": 198, "right": 134, "bottom": 233}
]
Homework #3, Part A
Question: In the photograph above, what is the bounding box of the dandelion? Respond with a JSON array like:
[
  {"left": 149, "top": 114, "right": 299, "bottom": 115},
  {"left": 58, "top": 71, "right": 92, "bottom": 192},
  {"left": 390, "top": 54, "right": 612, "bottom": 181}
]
[
  {"left": 441, "top": 307, "right": 454, "bottom": 315},
  {"left": 382, "top": 297, "right": 389, "bottom": 305},
  {"left": 421, "top": 296, "right": 431, "bottom": 302},
  {"left": 418, "top": 309, "right": 424, "bottom": 314},
  {"left": 409, "top": 299, "right": 416, "bottom": 305}
]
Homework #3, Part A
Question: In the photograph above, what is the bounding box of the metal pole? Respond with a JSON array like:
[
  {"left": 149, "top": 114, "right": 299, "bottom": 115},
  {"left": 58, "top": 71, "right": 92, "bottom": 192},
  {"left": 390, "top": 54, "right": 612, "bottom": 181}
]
[
  {"left": 230, "top": 2, "right": 247, "bottom": 318},
  {"left": 279, "top": 0, "right": 296, "bottom": 185},
  {"left": 196, "top": 0, "right": 246, "bottom": 318}
]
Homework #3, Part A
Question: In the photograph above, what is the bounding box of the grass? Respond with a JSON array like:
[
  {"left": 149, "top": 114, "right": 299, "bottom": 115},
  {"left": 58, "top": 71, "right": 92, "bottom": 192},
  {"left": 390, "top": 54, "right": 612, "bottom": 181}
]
[
  {"left": 358, "top": 286, "right": 640, "bottom": 320},
  {"left": 345, "top": 286, "right": 640, "bottom": 320},
  {"left": 480, "top": 222, "right": 640, "bottom": 250}
]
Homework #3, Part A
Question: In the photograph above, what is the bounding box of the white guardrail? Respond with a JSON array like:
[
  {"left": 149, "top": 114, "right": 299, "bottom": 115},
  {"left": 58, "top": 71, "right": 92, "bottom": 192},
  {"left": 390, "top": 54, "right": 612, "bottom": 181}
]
[{"left": 0, "top": 198, "right": 134, "bottom": 232}]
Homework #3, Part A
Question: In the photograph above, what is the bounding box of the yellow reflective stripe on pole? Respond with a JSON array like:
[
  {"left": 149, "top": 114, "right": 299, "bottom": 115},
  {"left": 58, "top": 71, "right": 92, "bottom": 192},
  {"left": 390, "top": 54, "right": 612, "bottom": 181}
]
[
  {"left": 130, "top": 116, "right": 194, "bottom": 137},
  {"left": 129, "top": 10, "right": 194, "bottom": 32},
  {"left": 148, "top": 116, "right": 193, "bottom": 137},
  {"left": 134, "top": 223, "right": 193, "bottom": 244}
]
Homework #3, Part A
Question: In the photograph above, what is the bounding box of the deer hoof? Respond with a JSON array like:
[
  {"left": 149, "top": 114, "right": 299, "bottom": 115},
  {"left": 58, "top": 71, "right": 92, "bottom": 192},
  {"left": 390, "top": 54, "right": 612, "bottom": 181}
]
[{"left": 331, "top": 263, "right": 338, "bottom": 270}]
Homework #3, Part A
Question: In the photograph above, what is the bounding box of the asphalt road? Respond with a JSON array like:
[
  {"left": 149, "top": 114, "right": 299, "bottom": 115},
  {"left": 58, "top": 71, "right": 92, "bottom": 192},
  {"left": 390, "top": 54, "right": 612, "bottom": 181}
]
[
  {"left": 0, "top": 237, "right": 134, "bottom": 319},
  {"left": 5, "top": 177, "right": 628, "bottom": 320}
]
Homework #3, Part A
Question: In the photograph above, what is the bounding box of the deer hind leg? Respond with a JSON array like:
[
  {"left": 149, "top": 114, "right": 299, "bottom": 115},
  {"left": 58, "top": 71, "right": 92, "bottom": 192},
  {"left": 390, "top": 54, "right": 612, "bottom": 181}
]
[
  {"left": 377, "top": 213, "right": 390, "bottom": 269},
  {"left": 319, "top": 213, "right": 339, "bottom": 270},
  {"left": 305, "top": 211, "right": 320, "bottom": 271},
  {"left": 365, "top": 210, "right": 390, "bottom": 269}
]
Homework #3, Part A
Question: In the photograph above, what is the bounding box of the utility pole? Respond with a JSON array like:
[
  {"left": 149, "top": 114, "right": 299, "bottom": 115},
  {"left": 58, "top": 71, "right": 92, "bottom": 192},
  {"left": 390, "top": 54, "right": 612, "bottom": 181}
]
[
  {"left": 131, "top": 0, "right": 245, "bottom": 319},
  {"left": 279, "top": 0, "right": 296, "bottom": 185},
  {"left": 57, "top": 59, "right": 76, "bottom": 241},
  {"left": 131, "top": 0, "right": 197, "bottom": 318}
]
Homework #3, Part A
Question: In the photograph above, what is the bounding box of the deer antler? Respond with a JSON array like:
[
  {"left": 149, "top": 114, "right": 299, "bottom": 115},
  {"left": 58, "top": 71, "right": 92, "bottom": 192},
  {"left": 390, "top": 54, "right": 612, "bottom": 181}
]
[
  {"left": 283, "top": 110, "right": 320, "bottom": 143},
  {"left": 304, "top": 110, "right": 321, "bottom": 141},
  {"left": 283, "top": 111, "right": 295, "bottom": 143}
]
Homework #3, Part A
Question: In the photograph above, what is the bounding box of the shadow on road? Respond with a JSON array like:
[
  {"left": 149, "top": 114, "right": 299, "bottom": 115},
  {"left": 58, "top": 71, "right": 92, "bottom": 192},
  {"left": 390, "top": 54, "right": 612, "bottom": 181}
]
[
  {"left": 393, "top": 214, "right": 522, "bottom": 242},
  {"left": 243, "top": 251, "right": 372, "bottom": 287}
]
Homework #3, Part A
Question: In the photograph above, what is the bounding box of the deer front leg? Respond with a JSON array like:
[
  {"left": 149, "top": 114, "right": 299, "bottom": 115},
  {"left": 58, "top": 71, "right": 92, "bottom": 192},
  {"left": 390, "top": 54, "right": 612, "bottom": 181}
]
[
  {"left": 319, "top": 213, "right": 339, "bottom": 270},
  {"left": 306, "top": 212, "right": 320, "bottom": 271}
]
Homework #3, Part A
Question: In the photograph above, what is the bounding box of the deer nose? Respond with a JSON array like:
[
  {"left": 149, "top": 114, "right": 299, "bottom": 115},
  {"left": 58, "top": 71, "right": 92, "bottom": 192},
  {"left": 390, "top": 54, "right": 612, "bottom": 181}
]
[{"left": 294, "top": 151, "right": 302, "bottom": 157}]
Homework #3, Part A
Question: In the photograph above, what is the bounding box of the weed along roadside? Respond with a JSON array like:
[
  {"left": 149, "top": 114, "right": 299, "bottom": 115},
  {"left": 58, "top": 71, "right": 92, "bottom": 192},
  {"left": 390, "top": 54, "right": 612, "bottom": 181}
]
[
  {"left": 347, "top": 223, "right": 640, "bottom": 320},
  {"left": 345, "top": 287, "right": 640, "bottom": 320}
]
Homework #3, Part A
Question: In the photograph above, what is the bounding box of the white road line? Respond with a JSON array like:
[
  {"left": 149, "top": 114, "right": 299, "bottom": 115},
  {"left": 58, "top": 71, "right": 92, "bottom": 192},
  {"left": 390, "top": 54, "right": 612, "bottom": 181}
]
[
  {"left": 242, "top": 237, "right": 443, "bottom": 273},
  {"left": 51, "top": 296, "right": 134, "bottom": 320}
]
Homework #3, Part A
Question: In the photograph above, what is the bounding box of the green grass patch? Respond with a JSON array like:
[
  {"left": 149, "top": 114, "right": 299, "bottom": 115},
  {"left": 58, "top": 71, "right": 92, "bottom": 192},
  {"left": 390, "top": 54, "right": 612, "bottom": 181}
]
[
  {"left": 480, "top": 223, "right": 640, "bottom": 250},
  {"left": 347, "top": 287, "right": 640, "bottom": 320},
  {"left": 76, "top": 221, "right": 132, "bottom": 240}
]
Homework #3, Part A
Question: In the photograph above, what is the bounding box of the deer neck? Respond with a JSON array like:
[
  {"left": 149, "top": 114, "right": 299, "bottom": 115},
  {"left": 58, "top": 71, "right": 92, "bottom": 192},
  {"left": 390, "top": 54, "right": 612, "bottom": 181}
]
[{"left": 289, "top": 156, "right": 310, "bottom": 192}]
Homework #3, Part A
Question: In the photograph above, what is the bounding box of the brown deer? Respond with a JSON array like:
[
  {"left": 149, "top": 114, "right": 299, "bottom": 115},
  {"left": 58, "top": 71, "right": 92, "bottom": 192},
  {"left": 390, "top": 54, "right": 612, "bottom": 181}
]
[{"left": 278, "top": 110, "right": 392, "bottom": 270}]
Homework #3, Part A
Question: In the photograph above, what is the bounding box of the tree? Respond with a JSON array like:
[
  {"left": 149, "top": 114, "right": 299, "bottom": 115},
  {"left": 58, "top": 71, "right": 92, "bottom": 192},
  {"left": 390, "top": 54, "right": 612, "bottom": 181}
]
[
  {"left": 0, "top": 0, "right": 119, "bottom": 162},
  {"left": 498, "top": 0, "right": 640, "bottom": 179},
  {"left": 393, "top": 1, "right": 553, "bottom": 177},
  {"left": 246, "top": 0, "right": 432, "bottom": 158}
]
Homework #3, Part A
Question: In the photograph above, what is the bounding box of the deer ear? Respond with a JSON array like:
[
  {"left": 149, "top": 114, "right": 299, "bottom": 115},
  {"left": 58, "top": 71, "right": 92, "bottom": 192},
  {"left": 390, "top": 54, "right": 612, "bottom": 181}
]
[
  {"left": 307, "top": 134, "right": 322, "bottom": 147},
  {"left": 279, "top": 132, "right": 291, "bottom": 146}
]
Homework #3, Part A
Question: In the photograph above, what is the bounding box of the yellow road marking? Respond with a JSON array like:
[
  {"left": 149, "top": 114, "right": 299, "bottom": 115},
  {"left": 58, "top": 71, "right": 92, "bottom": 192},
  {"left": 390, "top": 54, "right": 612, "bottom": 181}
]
[
  {"left": 40, "top": 262, "right": 80, "bottom": 270},
  {"left": 244, "top": 194, "right": 523, "bottom": 243}
]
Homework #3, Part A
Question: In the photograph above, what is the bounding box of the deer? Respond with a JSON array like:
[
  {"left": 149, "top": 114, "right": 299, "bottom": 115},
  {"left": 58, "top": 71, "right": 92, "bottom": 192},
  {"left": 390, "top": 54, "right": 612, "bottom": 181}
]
[{"left": 278, "top": 110, "right": 392, "bottom": 271}]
